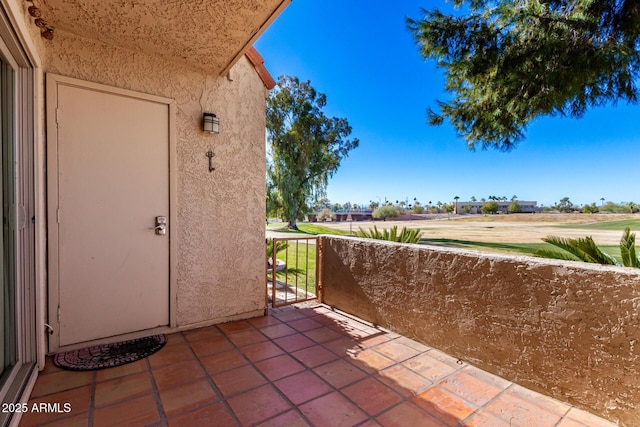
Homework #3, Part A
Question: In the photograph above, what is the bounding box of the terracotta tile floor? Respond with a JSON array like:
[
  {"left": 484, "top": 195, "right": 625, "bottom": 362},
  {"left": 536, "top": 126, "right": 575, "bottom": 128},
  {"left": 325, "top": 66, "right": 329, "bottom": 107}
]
[{"left": 20, "top": 304, "right": 616, "bottom": 427}]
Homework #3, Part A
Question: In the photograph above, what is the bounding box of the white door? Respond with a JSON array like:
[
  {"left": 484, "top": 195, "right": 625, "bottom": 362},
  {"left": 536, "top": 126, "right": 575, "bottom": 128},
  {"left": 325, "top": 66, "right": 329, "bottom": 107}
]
[{"left": 48, "top": 75, "right": 173, "bottom": 348}]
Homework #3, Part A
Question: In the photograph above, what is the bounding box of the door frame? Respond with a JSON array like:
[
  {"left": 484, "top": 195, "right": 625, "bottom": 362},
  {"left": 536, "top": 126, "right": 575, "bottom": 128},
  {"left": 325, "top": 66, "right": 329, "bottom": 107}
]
[
  {"left": 46, "top": 73, "right": 177, "bottom": 352},
  {"left": 0, "top": 1, "right": 38, "bottom": 423}
]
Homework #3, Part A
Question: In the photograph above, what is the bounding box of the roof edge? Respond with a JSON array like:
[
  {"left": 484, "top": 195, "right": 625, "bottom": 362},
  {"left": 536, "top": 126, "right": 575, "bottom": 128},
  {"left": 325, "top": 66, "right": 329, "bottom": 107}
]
[
  {"left": 220, "top": 0, "right": 291, "bottom": 77},
  {"left": 245, "top": 47, "right": 277, "bottom": 90}
]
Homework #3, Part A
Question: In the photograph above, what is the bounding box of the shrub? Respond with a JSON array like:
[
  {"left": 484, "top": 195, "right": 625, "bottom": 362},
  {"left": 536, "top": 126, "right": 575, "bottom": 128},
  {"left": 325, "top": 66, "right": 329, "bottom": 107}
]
[
  {"left": 412, "top": 204, "right": 424, "bottom": 214},
  {"left": 316, "top": 208, "right": 335, "bottom": 221},
  {"left": 507, "top": 201, "right": 522, "bottom": 213},
  {"left": 481, "top": 201, "right": 500, "bottom": 214},
  {"left": 355, "top": 225, "right": 422, "bottom": 244},
  {"left": 266, "top": 238, "right": 288, "bottom": 260},
  {"left": 372, "top": 205, "right": 400, "bottom": 221},
  {"left": 599, "top": 201, "right": 639, "bottom": 213}
]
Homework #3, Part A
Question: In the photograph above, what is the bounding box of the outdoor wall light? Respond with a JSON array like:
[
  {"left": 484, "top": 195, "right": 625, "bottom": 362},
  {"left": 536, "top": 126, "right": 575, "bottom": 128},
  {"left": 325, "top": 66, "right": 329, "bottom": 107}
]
[{"left": 203, "top": 113, "right": 220, "bottom": 134}]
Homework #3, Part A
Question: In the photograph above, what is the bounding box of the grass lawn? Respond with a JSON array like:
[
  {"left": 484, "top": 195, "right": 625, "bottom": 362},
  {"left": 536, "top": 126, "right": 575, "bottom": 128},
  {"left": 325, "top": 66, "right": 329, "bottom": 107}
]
[
  {"left": 297, "top": 223, "right": 350, "bottom": 235},
  {"left": 273, "top": 241, "right": 317, "bottom": 295},
  {"left": 420, "top": 238, "right": 623, "bottom": 263},
  {"left": 559, "top": 218, "right": 640, "bottom": 231},
  {"left": 267, "top": 222, "right": 350, "bottom": 236},
  {"left": 421, "top": 238, "right": 550, "bottom": 256}
]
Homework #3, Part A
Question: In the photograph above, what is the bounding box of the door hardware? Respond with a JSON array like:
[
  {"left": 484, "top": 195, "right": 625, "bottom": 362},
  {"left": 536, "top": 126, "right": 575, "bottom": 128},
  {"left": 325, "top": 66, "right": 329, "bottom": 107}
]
[{"left": 151, "top": 216, "right": 167, "bottom": 235}]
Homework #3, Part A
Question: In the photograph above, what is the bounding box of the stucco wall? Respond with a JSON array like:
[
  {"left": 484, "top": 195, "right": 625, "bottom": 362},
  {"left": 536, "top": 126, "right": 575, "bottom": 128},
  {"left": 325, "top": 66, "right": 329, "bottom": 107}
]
[
  {"left": 35, "top": 28, "right": 267, "bottom": 326},
  {"left": 321, "top": 236, "right": 640, "bottom": 426}
]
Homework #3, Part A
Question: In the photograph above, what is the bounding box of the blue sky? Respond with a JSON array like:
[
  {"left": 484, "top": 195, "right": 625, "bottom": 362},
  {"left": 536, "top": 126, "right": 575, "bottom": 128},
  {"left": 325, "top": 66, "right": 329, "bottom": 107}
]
[{"left": 255, "top": 0, "right": 640, "bottom": 208}]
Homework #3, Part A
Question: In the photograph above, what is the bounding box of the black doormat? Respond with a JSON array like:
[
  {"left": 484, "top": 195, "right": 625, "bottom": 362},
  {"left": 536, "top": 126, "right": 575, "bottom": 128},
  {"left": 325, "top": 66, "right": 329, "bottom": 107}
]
[{"left": 53, "top": 334, "right": 167, "bottom": 371}]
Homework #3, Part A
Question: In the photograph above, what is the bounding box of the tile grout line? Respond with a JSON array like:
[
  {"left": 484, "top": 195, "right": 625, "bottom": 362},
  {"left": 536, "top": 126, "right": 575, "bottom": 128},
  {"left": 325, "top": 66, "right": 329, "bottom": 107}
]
[
  {"left": 242, "top": 310, "right": 331, "bottom": 426},
  {"left": 264, "top": 306, "right": 493, "bottom": 426},
  {"left": 238, "top": 335, "right": 316, "bottom": 425},
  {"left": 88, "top": 369, "right": 96, "bottom": 427},
  {"left": 262, "top": 305, "right": 380, "bottom": 425},
  {"left": 315, "top": 309, "right": 475, "bottom": 425},
  {"left": 460, "top": 382, "right": 517, "bottom": 426},
  {"left": 183, "top": 327, "right": 244, "bottom": 427},
  {"left": 145, "top": 355, "right": 168, "bottom": 427},
  {"left": 553, "top": 403, "right": 579, "bottom": 427},
  {"left": 33, "top": 306, "right": 615, "bottom": 427},
  {"left": 297, "top": 308, "right": 422, "bottom": 426}
]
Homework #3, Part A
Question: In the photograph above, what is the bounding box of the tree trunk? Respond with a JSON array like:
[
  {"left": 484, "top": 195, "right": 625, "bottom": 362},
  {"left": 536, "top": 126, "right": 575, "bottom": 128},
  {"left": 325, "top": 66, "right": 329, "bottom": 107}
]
[{"left": 288, "top": 206, "right": 299, "bottom": 230}]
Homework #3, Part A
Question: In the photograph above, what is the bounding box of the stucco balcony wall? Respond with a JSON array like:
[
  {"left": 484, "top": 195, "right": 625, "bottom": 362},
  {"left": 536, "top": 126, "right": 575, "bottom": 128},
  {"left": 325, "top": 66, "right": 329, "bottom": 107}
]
[{"left": 320, "top": 235, "right": 640, "bottom": 426}]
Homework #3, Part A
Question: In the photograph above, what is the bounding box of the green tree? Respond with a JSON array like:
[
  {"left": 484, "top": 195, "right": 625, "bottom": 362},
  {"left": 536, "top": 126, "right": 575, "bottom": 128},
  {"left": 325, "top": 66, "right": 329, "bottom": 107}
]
[
  {"left": 481, "top": 201, "right": 500, "bottom": 214},
  {"left": 582, "top": 203, "right": 599, "bottom": 214},
  {"left": 372, "top": 205, "right": 400, "bottom": 221},
  {"left": 407, "top": 1, "right": 640, "bottom": 150},
  {"left": 314, "top": 197, "right": 330, "bottom": 211},
  {"left": 266, "top": 179, "right": 283, "bottom": 219},
  {"left": 555, "top": 197, "right": 575, "bottom": 213},
  {"left": 267, "top": 75, "right": 359, "bottom": 229},
  {"left": 412, "top": 203, "right": 425, "bottom": 214},
  {"left": 600, "top": 201, "right": 625, "bottom": 213},
  {"left": 316, "top": 208, "right": 335, "bottom": 222},
  {"left": 508, "top": 201, "right": 522, "bottom": 213}
]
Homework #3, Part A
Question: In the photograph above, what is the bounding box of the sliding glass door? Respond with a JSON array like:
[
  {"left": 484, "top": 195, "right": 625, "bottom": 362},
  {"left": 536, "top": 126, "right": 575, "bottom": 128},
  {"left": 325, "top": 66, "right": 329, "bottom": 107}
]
[
  {"left": 0, "top": 5, "right": 36, "bottom": 425},
  {"left": 0, "top": 54, "right": 16, "bottom": 386}
]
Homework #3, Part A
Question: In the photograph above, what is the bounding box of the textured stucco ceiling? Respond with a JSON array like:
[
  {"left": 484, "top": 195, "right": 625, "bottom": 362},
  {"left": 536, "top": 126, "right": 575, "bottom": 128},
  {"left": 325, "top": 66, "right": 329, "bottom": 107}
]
[{"left": 38, "top": 0, "right": 289, "bottom": 74}]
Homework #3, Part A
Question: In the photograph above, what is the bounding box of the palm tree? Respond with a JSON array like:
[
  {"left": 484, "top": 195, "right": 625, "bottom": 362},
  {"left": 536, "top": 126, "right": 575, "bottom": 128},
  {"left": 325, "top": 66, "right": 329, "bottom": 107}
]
[
  {"left": 621, "top": 227, "right": 640, "bottom": 267},
  {"left": 355, "top": 225, "right": 422, "bottom": 244},
  {"left": 536, "top": 227, "right": 639, "bottom": 268},
  {"left": 600, "top": 197, "right": 605, "bottom": 206},
  {"left": 453, "top": 196, "right": 460, "bottom": 214}
]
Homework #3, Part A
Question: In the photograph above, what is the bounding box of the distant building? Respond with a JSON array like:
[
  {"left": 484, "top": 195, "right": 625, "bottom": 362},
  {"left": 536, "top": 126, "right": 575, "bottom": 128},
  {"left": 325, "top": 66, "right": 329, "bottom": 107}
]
[{"left": 457, "top": 201, "right": 541, "bottom": 214}]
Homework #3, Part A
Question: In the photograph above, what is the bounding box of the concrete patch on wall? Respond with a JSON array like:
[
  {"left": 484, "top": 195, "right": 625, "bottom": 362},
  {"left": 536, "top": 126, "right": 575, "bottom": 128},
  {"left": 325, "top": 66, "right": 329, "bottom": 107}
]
[{"left": 321, "top": 236, "right": 640, "bottom": 426}]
